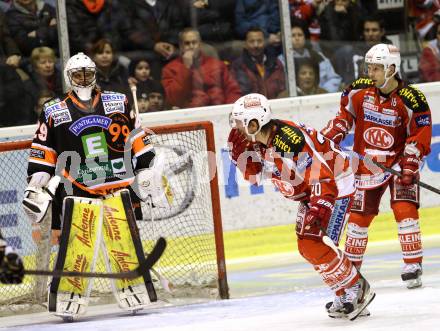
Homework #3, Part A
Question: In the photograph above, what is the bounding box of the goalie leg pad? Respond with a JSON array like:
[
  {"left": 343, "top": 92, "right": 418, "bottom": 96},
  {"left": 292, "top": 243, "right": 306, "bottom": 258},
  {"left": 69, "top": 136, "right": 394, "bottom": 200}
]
[
  {"left": 101, "top": 189, "right": 157, "bottom": 311},
  {"left": 48, "top": 197, "right": 103, "bottom": 318}
]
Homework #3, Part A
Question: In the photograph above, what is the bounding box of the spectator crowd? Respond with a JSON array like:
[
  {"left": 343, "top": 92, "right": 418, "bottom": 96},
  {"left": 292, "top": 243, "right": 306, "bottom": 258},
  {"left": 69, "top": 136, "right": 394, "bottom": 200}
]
[{"left": 1, "top": 0, "right": 440, "bottom": 127}]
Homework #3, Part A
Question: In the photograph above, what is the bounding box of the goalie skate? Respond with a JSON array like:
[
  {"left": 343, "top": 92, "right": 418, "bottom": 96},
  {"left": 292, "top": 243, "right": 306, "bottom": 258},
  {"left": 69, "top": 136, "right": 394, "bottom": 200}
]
[
  {"left": 53, "top": 292, "right": 89, "bottom": 321},
  {"left": 401, "top": 263, "right": 422, "bottom": 289},
  {"left": 116, "top": 284, "right": 152, "bottom": 312}
]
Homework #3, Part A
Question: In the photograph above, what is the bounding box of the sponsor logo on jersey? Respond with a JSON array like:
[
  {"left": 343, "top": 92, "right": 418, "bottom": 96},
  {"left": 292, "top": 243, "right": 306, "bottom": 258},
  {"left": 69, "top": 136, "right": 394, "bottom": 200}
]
[
  {"left": 29, "top": 148, "right": 45, "bottom": 159},
  {"left": 364, "top": 109, "right": 398, "bottom": 127},
  {"left": 271, "top": 178, "right": 295, "bottom": 197},
  {"left": 382, "top": 108, "right": 396, "bottom": 115},
  {"left": 362, "top": 101, "right": 379, "bottom": 112},
  {"left": 82, "top": 132, "right": 108, "bottom": 158},
  {"left": 101, "top": 93, "right": 126, "bottom": 102},
  {"left": 102, "top": 93, "right": 125, "bottom": 114},
  {"left": 296, "top": 153, "right": 312, "bottom": 172},
  {"left": 110, "top": 158, "right": 126, "bottom": 174},
  {"left": 273, "top": 134, "right": 292, "bottom": 152},
  {"left": 415, "top": 114, "right": 431, "bottom": 127},
  {"left": 280, "top": 126, "right": 303, "bottom": 144},
  {"left": 52, "top": 109, "right": 72, "bottom": 127},
  {"left": 327, "top": 196, "right": 350, "bottom": 243},
  {"left": 363, "top": 127, "right": 394, "bottom": 149},
  {"left": 363, "top": 95, "right": 375, "bottom": 104},
  {"left": 69, "top": 115, "right": 112, "bottom": 136},
  {"left": 355, "top": 171, "right": 392, "bottom": 189},
  {"left": 76, "top": 160, "right": 113, "bottom": 184},
  {"left": 44, "top": 100, "right": 68, "bottom": 120}
]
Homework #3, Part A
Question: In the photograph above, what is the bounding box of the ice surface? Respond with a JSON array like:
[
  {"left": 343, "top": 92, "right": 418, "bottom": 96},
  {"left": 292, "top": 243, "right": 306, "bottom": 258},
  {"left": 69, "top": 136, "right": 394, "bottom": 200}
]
[{"left": 1, "top": 239, "right": 439, "bottom": 331}]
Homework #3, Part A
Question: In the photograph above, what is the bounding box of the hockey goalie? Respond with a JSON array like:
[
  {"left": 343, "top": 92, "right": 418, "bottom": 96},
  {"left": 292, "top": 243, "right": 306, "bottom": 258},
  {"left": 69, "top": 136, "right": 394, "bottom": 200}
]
[{"left": 22, "top": 53, "right": 169, "bottom": 320}]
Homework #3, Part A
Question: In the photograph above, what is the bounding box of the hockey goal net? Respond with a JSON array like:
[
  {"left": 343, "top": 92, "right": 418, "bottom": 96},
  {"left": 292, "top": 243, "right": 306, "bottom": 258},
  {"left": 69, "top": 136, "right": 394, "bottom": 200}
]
[{"left": 0, "top": 121, "right": 228, "bottom": 315}]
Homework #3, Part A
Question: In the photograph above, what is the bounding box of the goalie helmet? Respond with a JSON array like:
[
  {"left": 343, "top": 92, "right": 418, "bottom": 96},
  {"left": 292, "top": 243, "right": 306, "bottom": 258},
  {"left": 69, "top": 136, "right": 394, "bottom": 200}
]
[
  {"left": 230, "top": 93, "right": 272, "bottom": 140},
  {"left": 365, "top": 43, "right": 401, "bottom": 78},
  {"left": 64, "top": 52, "right": 96, "bottom": 101}
]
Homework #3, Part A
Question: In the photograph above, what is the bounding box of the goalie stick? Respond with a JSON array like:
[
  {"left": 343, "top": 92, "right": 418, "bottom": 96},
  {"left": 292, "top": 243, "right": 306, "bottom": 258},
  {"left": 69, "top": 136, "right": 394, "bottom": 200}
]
[{"left": 24, "top": 237, "right": 167, "bottom": 280}]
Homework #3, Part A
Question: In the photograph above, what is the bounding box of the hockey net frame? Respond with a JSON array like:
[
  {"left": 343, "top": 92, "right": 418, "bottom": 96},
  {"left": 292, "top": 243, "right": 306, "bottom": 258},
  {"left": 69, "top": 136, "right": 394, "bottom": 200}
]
[{"left": 0, "top": 121, "right": 228, "bottom": 315}]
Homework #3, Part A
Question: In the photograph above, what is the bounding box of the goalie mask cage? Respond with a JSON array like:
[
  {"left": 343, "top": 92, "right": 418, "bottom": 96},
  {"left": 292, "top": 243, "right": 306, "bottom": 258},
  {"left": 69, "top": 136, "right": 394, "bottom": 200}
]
[{"left": 0, "top": 121, "right": 228, "bottom": 315}]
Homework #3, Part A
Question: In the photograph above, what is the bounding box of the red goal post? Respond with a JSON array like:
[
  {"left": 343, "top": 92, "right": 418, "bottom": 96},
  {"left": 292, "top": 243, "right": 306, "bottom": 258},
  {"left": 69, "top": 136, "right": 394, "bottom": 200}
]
[{"left": 0, "top": 121, "right": 229, "bottom": 313}]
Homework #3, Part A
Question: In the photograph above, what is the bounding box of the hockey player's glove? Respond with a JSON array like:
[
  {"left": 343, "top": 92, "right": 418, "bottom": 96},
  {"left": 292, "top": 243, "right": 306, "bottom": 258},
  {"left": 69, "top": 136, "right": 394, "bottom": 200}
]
[
  {"left": 0, "top": 239, "right": 24, "bottom": 284},
  {"left": 228, "top": 128, "right": 251, "bottom": 165},
  {"left": 135, "top": 154, "right": 171, "bottom": 208},
  {"left": 397, "top": 155, "right": 420, "bottom": 186},
  {"left": 22, "top": 174, "right": 60, "bottom": 223},
  {"left": 320, "top": 119, "right": 349, "bottom": 145},
  {"left": 303, "top": 196, "right": 334, "bottom": 236}
]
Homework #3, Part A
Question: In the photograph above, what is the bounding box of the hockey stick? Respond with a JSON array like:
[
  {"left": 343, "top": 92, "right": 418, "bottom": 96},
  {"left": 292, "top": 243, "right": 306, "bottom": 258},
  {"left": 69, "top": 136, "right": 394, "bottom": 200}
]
[
  {"left": 345, "top": 149, "right": 440, "bottom": 195},
  {"left": 131, "top": 85, "right": 140, "bottom": 118},
  {"left": 25, "top": 237, "right": 167, "bottom": 279}
]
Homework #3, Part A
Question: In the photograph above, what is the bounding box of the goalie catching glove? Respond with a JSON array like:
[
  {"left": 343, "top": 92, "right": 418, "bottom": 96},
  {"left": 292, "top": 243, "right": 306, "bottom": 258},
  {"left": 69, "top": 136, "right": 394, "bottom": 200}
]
[{"left": 22, "top": 173, "right": 60, "bottom": 223}]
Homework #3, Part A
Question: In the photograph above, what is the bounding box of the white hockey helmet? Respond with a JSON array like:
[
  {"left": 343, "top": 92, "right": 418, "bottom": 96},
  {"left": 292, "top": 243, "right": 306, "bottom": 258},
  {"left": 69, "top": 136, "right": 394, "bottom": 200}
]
[
  {"left": 230, "top": 93, "right": 272, "bottom": 140},
  {"left": 365, "top": 43, "right": 401, "bottom": 78},
  {"left": 64, "top": 52, "right": 96, "bottom": 100}
]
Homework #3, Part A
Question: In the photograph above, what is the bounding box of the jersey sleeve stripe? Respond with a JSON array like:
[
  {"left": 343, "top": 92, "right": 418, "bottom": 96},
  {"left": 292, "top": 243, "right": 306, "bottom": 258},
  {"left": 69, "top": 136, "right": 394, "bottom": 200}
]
[
  {"left": 134, "top": 144, "right": 154, "bottom": 158},
  {"left": 31, "top": 143, "right": 57, "bottom": 155},
  {"left": 29, "top": 159, "right": 56, "bottom": 168}
]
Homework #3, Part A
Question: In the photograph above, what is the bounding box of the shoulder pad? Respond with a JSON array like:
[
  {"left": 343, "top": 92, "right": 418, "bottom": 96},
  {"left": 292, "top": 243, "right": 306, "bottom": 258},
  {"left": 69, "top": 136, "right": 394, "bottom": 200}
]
[
  {"left": 350, "top": 78, "right": 374, "bottom": 90},
  {"left": 397, "top": 85, "right": 429, "bottom": 113},
  {"left": 272, "top": 124, "right": 306, "bottom": 156}
]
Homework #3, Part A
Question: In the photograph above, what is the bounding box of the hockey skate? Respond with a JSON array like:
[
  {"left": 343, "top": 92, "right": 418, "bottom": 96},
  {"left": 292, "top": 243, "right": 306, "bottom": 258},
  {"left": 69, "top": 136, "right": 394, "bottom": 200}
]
[
  {"left": 53, "top": 292, "right": 89, "bottom": 322},
  {"left": 116, "top": 284, "right": 152, "bottom": 313},
  {"left": 401, "top": 263, "right": 422, "bottom": 289},
  {"left": 326, "top": 278, "right": 375, "bottom": 321},
  {"left": 325, "top": 295, "right": 370, "bottom": 319}
]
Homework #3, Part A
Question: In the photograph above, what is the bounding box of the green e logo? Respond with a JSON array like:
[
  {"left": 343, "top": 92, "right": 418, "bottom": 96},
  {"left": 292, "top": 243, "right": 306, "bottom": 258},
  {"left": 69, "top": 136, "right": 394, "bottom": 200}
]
[{"left": 82, "top": 132, "right": 108, "bottom": 158}]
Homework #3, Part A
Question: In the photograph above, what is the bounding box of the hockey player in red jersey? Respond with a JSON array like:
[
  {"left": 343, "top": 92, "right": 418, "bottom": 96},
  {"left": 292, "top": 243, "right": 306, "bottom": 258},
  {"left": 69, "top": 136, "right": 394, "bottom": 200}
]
[
  {"left": 228, "top": 93, "right": 375, "bottom": 320},
  {"left": 0, "top": 229, "right": 24, "bottom": 284},
  {"left": 321, "top": 44, "right": 432, "bottom": 289},
  {"left": 21, "top": 53, "right": 168, "bottom": 320}
]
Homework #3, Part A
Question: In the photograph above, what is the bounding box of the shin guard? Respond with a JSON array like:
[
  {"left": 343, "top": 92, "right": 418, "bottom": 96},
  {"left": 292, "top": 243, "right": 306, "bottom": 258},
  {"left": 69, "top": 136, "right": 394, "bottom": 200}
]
[
  {"left": 48, "top": 197, "right": 103, "bottom": 319},
  {"left": 101, "top": 189, "right": 156, "bottom": 311}
]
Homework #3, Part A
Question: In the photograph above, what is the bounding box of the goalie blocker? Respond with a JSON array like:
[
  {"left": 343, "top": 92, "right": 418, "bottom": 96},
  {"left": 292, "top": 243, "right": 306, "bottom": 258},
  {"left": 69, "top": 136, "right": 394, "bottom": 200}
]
[{"left": 49, "top": 189, "right": 156, "bottom": 320}]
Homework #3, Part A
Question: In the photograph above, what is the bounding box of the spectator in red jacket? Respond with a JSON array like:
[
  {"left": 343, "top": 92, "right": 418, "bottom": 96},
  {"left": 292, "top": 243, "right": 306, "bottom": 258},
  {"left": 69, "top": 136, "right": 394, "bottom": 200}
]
[
  {"left": 162, "top": 27, "right": 241, "bottom": 108},
  {"left": 230, "top": 26, "right": 286, "bottom": 99},
  {"left": 419, "top": 23, "right": 440, "bottom": 82}
]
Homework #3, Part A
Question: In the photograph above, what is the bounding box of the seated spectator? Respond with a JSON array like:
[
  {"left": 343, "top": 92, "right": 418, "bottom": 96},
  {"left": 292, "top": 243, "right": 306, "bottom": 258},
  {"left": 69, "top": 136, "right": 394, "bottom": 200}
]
[
  {"left": 128, "top": 57, "right": 154, "bottom": 87},
  {"left": 278, "top": 21, "right": 341, "bottom": 92},
  {"left": 90, "top": 39, "right": 130, "bottom": 95},
  {"left": 235, "top": 0, "right": 280, "bottom": 46},
  {"left": 331, "top": 14, "right": 393, "bottom": 85},
  {"left": 289, "top": 0, "right": 321, "bottom": 42},
  {"left": 318, "top": 0, "right": 361, "bottom": 57},
  {"left": 27, "top": 46, "right": 62, "bottom": 103},
  {"left": 162, "top": 28, "right": 241, "bottom": 108},
  {"left": 5, "top": 0, "right": 58, "bottom": 57},
  {"left": 181, "top": 0, "right": 234, "bottom": 43},
  {"left": 419, "top": 23, "right": 440, "bottom": 82},
  {"left": 34, "top": 89, "right": 54, "bottom": 118},
  {"left": 0, "top": 9, "right": 21, "bottom": 67},
  {"left": 409, "top": 0, "right": 440, "bottom": 41},
  {"left": 0, "top": 63, "right": 34, "bottom": 126},
  {"left": 230, "top": 26, "right": 285, "bottom": 99},
  {"left": 65, "top": 0, "right": 137, "bottom": 55},
  {"left": 123, "top": 0, "right": 185, "bottom": 78},
  {"left": 295, "top": 58, "right": 327, "bottom": 96},
  {"left": 137, "top": 80, "right": 166, "bottom": 113}
]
